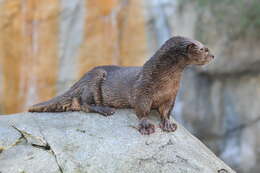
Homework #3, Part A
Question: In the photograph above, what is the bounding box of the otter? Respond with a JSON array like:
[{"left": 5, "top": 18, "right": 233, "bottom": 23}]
[{"left": 29, "top": 36, "right": 214, "bottom": 135}]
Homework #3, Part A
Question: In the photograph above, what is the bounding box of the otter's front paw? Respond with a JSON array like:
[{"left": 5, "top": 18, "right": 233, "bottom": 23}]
[
  {"left": 138, "top": 119, "right": 155, "bottom": 135},
  {"left": 159, "top": 119, "right": 177, "bottom": 132}
]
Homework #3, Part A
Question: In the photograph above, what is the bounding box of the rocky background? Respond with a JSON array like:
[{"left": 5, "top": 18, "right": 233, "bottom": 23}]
[{"left": 0, "top": 0, "right": 259, "bottom": 172}]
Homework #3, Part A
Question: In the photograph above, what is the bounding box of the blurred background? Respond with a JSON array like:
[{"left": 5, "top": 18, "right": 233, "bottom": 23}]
[{"left": 0, "top": 0, "right": 259, "bottom": 172}]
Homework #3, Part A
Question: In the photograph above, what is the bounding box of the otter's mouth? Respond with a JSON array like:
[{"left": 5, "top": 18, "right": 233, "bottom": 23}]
[
  {"left": 197, "top": 61, "right": 209, "bottom": 65},
  {"left": 197, "top": 55, "right": 215, "bottom": 65}
]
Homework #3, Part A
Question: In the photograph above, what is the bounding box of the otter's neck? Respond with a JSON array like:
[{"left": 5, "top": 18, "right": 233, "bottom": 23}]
[{"left": 143, "top": 51, "right": 187, "bottom": 77}]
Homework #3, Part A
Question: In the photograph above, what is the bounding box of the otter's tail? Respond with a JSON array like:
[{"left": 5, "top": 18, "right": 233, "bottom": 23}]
[{"left": 28, "top": 94, "right": 72, "bottom": 112}]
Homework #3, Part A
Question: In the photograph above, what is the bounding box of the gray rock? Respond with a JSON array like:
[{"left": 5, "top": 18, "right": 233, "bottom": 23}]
[{"left": 0, "top": 110, "right": 234, "bottom": 173}]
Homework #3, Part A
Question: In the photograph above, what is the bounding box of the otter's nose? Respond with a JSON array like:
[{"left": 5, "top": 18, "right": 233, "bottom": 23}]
[{"left": 209, "top": 54, "right": 214, "bottom": 59}]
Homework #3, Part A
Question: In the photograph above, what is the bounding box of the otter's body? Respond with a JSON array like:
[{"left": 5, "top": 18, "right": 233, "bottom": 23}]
[
  {"left": 98, "top": 66, "right": 140, "bottom": 108},
  {"left": 29, "top": 36, "right": 214, "bottom": 135}
]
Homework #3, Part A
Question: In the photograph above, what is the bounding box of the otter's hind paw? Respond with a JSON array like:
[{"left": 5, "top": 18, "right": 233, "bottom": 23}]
[{"left": 96, "top": 106, "right": 116, "bottom": 116}]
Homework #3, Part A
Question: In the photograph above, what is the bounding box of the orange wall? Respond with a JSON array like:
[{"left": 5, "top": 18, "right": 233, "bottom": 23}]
[{"left": 0, "top": 0, "right": 148, "bottom": 114}]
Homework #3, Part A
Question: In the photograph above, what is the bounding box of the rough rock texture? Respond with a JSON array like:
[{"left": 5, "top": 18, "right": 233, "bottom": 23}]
[{"left": 0, "top": 110, "right": 234, "bottom": 173}]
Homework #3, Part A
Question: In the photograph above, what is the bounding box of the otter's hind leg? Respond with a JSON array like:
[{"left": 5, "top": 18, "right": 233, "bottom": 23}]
[
  {"left": 80, "top": 70, "right": 116, "bottom": 116},
  {"left": 81, "top": 104, "right": 115, "bottom": 116},
  {"left": 70, "top": 95, "right": 115, "bottom": 116},
  {"left": 90, "top": 68, "right": 106, "bottom": 105}
]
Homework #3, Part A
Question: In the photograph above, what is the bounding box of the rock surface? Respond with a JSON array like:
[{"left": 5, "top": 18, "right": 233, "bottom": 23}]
[
  {"left": 0, "top": 0, "right": 259, "bottom": 172},
  {"left": 0, "top": 110, "right": 234, "bottom": 173}
]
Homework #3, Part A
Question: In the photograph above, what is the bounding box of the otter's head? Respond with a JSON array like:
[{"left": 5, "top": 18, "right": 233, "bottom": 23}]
[
  {"left": 160, "top": 36, "right": 214, "bottom": 66},
  {"left": 186, "top": 39, "right": 214, "bottom": 65}
]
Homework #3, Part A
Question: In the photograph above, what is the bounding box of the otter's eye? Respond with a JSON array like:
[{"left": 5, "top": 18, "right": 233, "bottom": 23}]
[{"left": 200, "top": 48, "right": 204, "bottom": 51}]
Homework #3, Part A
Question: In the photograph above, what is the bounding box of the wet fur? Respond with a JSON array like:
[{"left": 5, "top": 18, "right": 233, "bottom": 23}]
[{"left": 29, "top": 36, "right": 214, "bottom": 135}]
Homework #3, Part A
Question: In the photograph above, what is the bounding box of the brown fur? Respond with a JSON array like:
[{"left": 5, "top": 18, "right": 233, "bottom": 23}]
[{"left": 29, "top": 36, "right": 214, "bottom": 135}]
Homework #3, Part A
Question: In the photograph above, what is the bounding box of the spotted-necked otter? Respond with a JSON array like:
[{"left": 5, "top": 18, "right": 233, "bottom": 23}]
[{"left": 29, "top": 36, "right": 214, "bottom": 135}]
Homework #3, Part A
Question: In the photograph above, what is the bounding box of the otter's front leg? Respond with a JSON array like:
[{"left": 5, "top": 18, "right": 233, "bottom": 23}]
[
  {"left": 158, "top": 100, "right": 177, "bottom": 132},
  {"left": 134, "top": 96, "right": 155, "bottom": 135}
]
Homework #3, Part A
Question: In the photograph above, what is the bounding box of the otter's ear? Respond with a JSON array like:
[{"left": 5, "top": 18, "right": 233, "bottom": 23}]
[{"left": 187, "top": 43, "right": 197, "bottom": 52}]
